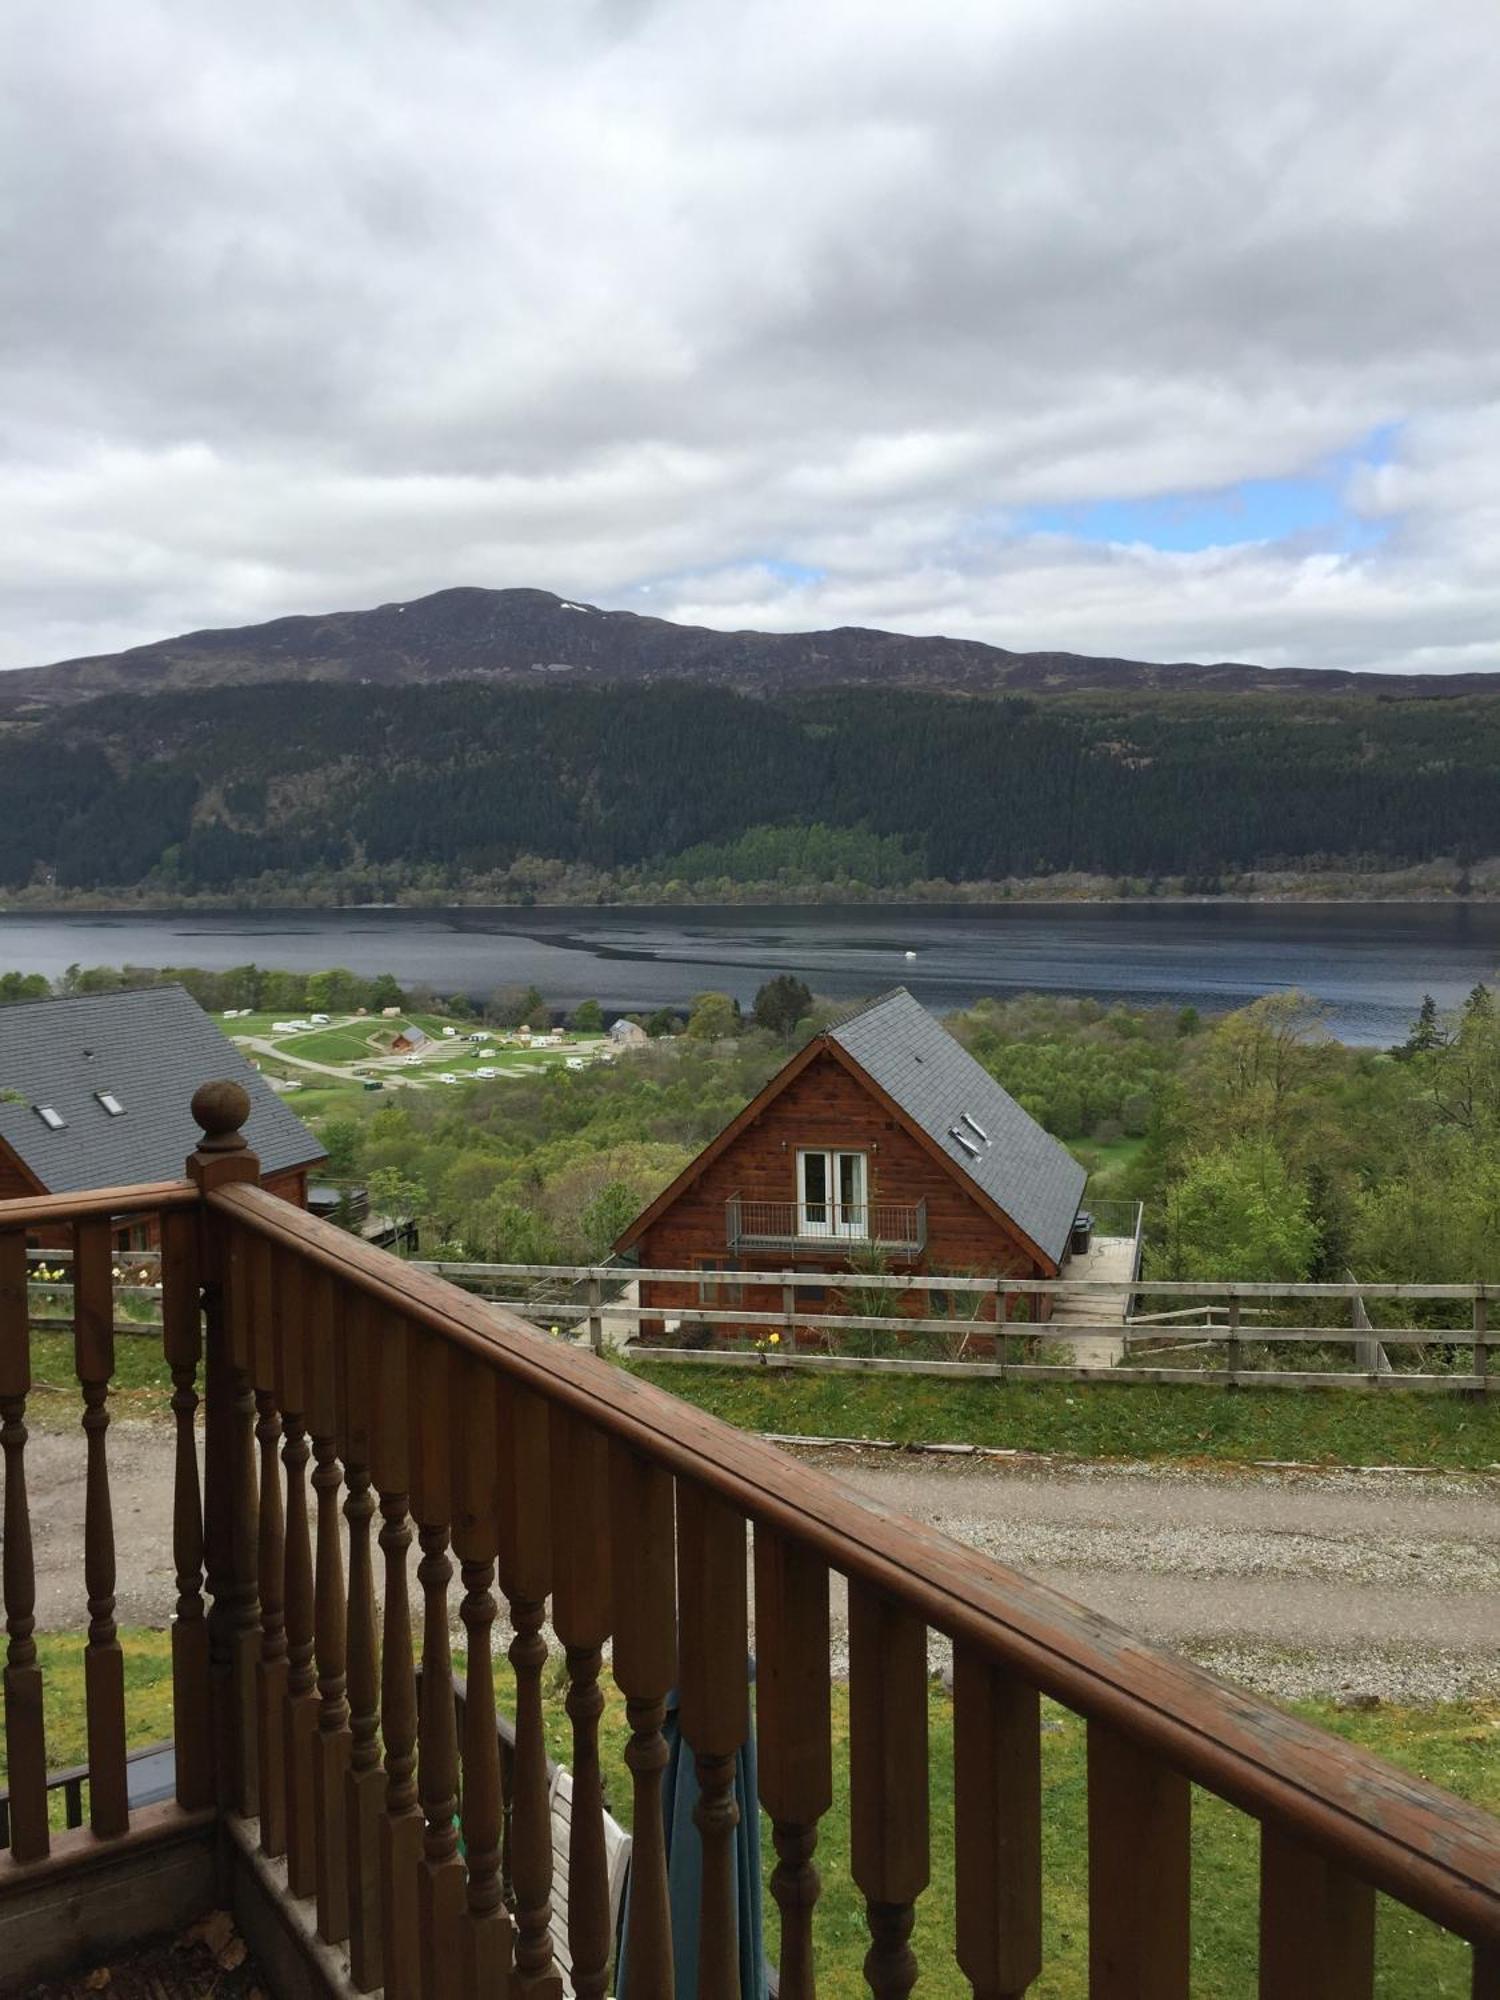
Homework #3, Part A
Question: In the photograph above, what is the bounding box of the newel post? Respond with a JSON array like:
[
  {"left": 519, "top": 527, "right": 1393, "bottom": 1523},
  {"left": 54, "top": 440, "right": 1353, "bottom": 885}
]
[{"left": 187, "top": 1081, "right": 262, "bottom": 1821}]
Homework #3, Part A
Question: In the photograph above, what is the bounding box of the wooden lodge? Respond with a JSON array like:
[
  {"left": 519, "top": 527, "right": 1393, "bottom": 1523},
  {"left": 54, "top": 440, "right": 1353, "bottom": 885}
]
[
  {"left": 0, "top": 986, "right": 324, "bottom": 1246},
  {"left": 613, "top": 987, "right": 1088, "bottom": 1343},
  {"left": 0, "top": 1082, "right": 1498, "bottom": 1993}
]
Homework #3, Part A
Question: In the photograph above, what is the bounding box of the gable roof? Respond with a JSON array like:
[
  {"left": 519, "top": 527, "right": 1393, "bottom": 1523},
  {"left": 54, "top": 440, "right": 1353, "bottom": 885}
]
[
  {"left": 0, "top": 986, "right": 325, "bottom": 1194},
  {"left": 827, "top": 988, "right": 1086, "bottom": 1266},
  {"left": 613, "top": 986, "right": 1085, "bottom": 1268}
]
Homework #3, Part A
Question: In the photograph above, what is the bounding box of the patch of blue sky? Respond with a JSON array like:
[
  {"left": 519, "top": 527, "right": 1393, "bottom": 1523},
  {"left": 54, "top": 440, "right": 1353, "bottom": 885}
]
[{"left": 1018, "top": 423, "right": 1401, "bottom": 555}]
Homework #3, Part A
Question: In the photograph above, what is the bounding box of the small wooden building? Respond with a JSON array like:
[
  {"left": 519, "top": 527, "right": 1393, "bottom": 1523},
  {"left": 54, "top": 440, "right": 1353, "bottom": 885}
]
[
  {"left": 613, "top": 986, "right": 1086, "bottom": 1341},
  {"left": 0, "top": 986, "right": 326, "bottom": 1245}
]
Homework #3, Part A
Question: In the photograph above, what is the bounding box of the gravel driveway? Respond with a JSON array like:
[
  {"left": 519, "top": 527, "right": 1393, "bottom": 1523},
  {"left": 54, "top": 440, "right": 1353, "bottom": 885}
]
[{"left": 21, "top": 1421, "right": 1500, "bottom": 1706}]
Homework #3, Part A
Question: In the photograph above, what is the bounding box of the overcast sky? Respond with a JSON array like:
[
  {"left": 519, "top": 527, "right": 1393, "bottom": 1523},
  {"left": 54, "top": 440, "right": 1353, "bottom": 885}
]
[{"left": 3, "top": 0, "right": 1498, "bottom": 675}]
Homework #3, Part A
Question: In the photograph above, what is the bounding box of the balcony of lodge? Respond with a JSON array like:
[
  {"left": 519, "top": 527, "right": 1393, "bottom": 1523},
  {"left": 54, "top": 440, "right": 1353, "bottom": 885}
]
[
  {"left": 3, "top": 1081, "right": 1500, "bottom": 1998},
  {"left": 725, "top": 1190, "right": 927, "bottom": 1257}
]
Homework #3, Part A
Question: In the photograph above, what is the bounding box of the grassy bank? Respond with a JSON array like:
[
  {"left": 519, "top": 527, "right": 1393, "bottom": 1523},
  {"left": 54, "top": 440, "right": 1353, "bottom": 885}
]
[
  {"left": 627, "top": 1360, "right": 1500, "bottom": 1468},
  {"left": 8, "top": 1632, "right": 1491, "bottom": 1997},
  {"left": 25, "top": 1336, "right": 1500, "bottom": 1466}
]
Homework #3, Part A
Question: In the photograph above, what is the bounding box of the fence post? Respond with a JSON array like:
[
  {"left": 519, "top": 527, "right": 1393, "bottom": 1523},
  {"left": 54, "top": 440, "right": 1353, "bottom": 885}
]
[
  {"left": 995, "top": 1284, "right": 1008, "bottom": 1379},
  {"left": 1476, "top": 1290, "right": 1489, "bottom": 1390},
  {"left": 1226, "top": 1297, "right": 1243, "bottom": 1385},
  {"left": 586, "top": 1274, "right": 604, "bottom": 1356},
  {"left": 782, "top": 1273, "right": 797, "bottom": 1353}
]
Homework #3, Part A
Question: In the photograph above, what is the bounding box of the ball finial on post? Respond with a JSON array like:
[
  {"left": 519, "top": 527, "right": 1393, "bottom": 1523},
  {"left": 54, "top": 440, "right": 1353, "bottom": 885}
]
[{"left": 191, "top": 1079, "right": 252, "bottom": 1154}]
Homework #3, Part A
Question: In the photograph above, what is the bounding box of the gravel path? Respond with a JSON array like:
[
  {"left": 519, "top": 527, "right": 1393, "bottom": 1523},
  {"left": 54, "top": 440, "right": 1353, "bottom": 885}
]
[{"left": 22, "top": 1422, "right": 1500, "bottom": 1706}]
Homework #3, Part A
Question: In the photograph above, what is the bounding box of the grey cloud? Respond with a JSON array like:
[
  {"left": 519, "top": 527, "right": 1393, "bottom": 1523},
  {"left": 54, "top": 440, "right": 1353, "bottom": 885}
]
[{"left": 0, "top": 0, "right": 1497, "bottom": 671}]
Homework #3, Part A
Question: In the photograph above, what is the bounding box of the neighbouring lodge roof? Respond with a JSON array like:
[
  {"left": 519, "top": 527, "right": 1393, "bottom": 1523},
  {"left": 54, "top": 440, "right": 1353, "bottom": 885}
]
[
  {"left": 0, "top": 986, "right": 325, "bottom": 1194},
  {"left": 828, "top": 987, "right": 1087, "bottom": 1266}
]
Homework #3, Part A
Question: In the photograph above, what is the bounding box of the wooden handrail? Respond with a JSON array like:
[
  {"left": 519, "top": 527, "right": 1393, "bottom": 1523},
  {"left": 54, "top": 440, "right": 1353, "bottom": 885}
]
[
  {"left": 212, "top": 1179, "right": 1500, "bottom": 1951},
  {"left": 0, "top": 1182, "right": 197, "bottom": 1228}
]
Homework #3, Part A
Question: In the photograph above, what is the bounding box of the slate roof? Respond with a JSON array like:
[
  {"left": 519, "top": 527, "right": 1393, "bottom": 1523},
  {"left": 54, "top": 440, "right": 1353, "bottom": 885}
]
[
  {"left": 828, "top": 988, "right": 1086, "bottom": 1266},
  {"left": 0, "top": 986, "right": 325, "bottom": 1194}
]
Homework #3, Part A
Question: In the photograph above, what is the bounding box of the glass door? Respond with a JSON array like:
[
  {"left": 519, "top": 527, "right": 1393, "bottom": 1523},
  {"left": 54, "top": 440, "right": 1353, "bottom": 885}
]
[{"left": 798, "top": 1150, "right": 867, "bottom": 1238}]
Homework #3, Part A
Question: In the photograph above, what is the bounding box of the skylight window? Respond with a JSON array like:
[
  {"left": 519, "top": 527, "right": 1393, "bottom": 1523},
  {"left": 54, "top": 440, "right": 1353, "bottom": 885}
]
[
  {"left": 34, "top": 1105, "right": 66, "bottom": 1132},
  {"left": 960, "top": 1112, "right": 990, "bottom": 1144},
  {"left": 96, "top": 1091, "right": 125, "bottom": 1117},
  {"left": 949, "top": 1124, "right": 982, "bottom": 1159}
]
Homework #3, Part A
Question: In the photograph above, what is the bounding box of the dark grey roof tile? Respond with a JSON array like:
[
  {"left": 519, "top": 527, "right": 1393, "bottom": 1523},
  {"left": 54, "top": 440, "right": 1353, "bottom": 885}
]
[
  {"left": 829, "top": 987, "right": 1085, "bottom": 1265},
  {"left": 0, "top": 986, "right": 324, "bottom": 1193}
]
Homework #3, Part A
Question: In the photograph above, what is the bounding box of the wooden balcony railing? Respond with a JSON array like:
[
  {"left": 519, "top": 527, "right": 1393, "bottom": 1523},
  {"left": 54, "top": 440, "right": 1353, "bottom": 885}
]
[
  {"left": 3, "top": 1081, "right": 1500, "bottom": 1997},
  {"left": 726, "top": 1192, "right": 928, "bottom": 1256}
]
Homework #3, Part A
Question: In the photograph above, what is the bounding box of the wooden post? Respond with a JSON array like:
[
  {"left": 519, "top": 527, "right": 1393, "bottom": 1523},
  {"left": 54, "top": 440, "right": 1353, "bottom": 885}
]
[
  {"left": 755, "top": 1528, "right": 832, "bottom": 2000},
  {"left": 75, "top": 1215, "right": 128, "bottom": 1837},
  {"left": 610, "top": 1442, "right": 677, "bottom": 1994},
  {"left": 341, "top": 1297, "right": 384, "bottom": 1992},
  {"left": 849, "top": 1581, "right": 928, "bottom": 2000},
  {"left": 783, "top": 1272, "right": 797, "bottom": 1351},
  {"left": 586, "top": 1272, "right": 604, "bottom": 1355},
  {"left": 1227, "top": 1295, "right": 1243, "bottom": 1384},
  {"left": 161, "top": 1206, "right": 212, "bottom": 1811},
  {"left": 677, "top": 1479, "right": 750, "bottom": 2000},
  {"left": 1, "top": 1225, "right": 48, "bottom": 1861},
  {"left": 453, "top": 1352, "right": 513, "bottom": 2000},
  {"left": 1260, "top": 1826, "right": 1374, "bottom": 1999},
  {"left": 1476, "top": 1290, "right": 1489, "bottom": 1389},
  {"left": 373, "top": 1313, "right": 422, "bottom": 2000},
  {"left": 1087, "top": 1721, "right": 1190, "bottom": 1999},
  {"left": 309, "top": 1272, "right": 351, "bottom": 1946},
  {"left": 496, "top": 1377, "right": 562, "bottom": 1998},
  {"left": 412, "top": 1335, "right": 465, "bottom": 2000},
  {"left": 187, "top": 1081, "right": 261, "bottom": 1819},
  {"left": 953, "top": 1647, "right": 1042, "bottom": 2000},
  {"left": 255, "top": 1385, "right": 289, "bottom": 1856},
  {"left": 550, "top": 1409, "right": 613, "bottom": 2000}
]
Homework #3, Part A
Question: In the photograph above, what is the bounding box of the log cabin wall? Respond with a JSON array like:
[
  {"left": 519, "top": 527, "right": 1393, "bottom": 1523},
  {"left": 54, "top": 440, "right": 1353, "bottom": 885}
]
[{"left": 636, "top": 1047, "right": 1051, "bottom": 1339}]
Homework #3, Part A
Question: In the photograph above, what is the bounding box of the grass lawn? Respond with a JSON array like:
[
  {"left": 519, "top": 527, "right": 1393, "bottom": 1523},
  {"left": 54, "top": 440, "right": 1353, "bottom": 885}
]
[
  {"left": 627, "top": 1360, "right": 1500, "bottom": 1469},
  {"left": 6, "top": 1631, "right": 1490, "bottom": 1996}
]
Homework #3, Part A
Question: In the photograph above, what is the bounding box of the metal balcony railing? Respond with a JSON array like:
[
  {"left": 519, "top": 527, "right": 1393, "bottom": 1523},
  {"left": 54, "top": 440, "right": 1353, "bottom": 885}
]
[{"left": 725, "top": 1193, "right": 927, "bottom": 1255}]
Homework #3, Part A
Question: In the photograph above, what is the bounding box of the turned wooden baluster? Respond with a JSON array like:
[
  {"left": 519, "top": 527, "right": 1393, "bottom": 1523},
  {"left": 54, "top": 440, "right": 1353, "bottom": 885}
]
[
  {"left": 1259, "top": 1826, "right": 1373, "bottom": 2000},
  {"left": 308, "top": 1269, "right": 351, "bottom": 1945},
  {"left": 160, "top": 1206, "right": 212, "bottom": 1810},
  {"left": 74, "top": 1216, "right": 128, "bottom": 1837},
  {"left": 550, "top": 1408, "right": 613, "bottom": 2000},
  {"left": 609, "top": 1441, "right": 677, "bottom": 1994},
  {"left": 1475, "top": 1945, "right": 1500, "bottom": 2000},
  {"left": 411, "top": 1332, "right": 465, "bottom": 2000},
  {"left": 1, "top": 1227, "right": 47, "bottom": 1861},
  {"left": 1087, "top": 1721, "right": 1190, "bottom": 2000},
  {"left": 953, "top": 1645, "right": 1042, "bottom": 2000},
  {"left": 453, "top": 1350, "right": 514, "bottom": 1998},
  {"left": 374, "top": 1311, "right": 423, "bottom": 2000},
  {"left": 677, "top": 1479, "right": 751, "bottom": 2000},
  {"left": 496, "top": 1376, "right": 562, "bottom": 1998},
  {"left": 255, "top": 1376, "right": 289, "bottom": 1856},
  {"left": 756, "top": 1528, "right": 833, "bottom": 2000},
  {"left": 187, "top": 1082, "right": 261, "bottom": 1818},
  {"left": 849, "top": 1581, "right": 929, "bottom": 1999},
  {"left": 341, "top": 1294, "right": 385, "bottom": 1992},
  {"left": 278, "top": 1251, "right": 320, "bottom": 1897}
]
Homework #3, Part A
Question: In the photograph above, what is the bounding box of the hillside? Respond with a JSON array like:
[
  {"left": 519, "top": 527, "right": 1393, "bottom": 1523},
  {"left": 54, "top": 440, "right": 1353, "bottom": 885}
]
[
  {"left": 5, "top": 678, "right": 1500, "bottom": 902},
  {"left": 4, "top": 585, "right": 1498, "bottom": 711}
]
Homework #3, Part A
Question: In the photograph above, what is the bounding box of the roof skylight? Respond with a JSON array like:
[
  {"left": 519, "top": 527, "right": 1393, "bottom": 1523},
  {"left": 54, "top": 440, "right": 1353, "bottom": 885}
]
[
  {"left": 960, "top": 1112, "right": 990, "bottom": 1144},
  {"left": 949, "top": 1124, "right": 982, "bottom": 1159},
  {"left": 34, "top": 1105, "right": 66, "bottom": 1132},
  {"left": 96, "top": 1090, "right": 125, "bottom": 1117}
]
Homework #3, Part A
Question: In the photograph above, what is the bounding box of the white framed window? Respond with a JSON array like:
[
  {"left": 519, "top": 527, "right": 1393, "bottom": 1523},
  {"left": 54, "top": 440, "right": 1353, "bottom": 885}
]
[{"left": 797, "top": 1149, "right": 867, "bottom": 1239}]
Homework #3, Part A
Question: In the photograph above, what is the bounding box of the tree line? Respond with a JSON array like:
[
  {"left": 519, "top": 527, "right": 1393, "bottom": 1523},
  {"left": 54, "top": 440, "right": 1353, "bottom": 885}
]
[{"left": 7, "top": 679, "right": 1500, "bottom": 897}]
